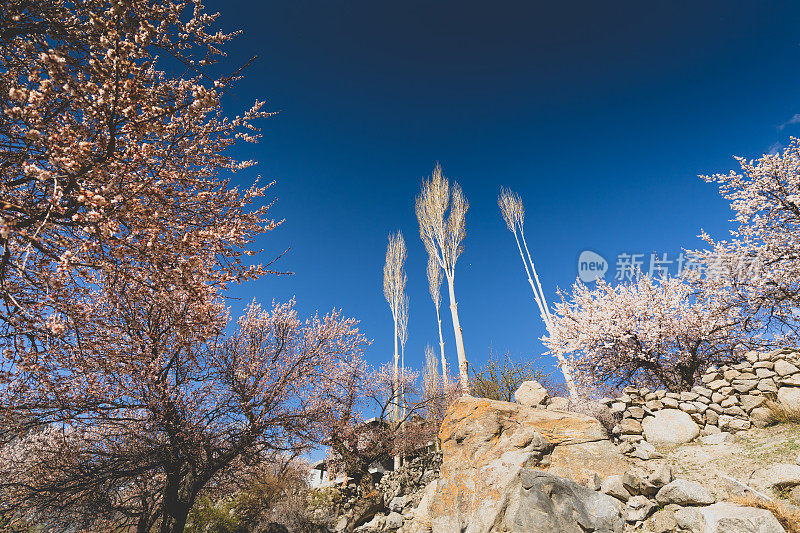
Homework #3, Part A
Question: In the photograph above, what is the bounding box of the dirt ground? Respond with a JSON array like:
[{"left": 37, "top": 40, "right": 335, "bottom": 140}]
[{"left": 650, "top": 423, "right": 800, "bottom": 504}]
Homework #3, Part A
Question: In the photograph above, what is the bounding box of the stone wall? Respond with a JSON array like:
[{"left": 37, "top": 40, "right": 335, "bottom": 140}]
[{"left": 608, "top": 348, "right": 800, "bottom": 445}]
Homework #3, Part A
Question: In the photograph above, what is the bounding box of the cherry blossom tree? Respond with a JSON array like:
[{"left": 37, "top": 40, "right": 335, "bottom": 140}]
[
  {"left": 694, "top": 137, "right": 800, "bottom": 342},
  {"left": 0, "top": 300, "right": 368, "bottom": 533},
  {"left": 415, "top": 163, "right": 470, "bottom": 392},
  {"left": 0, "top": 0, "right": 277, "bottom": 365},
  {"left": 0, "top": 3, "right": 373, "bottom": 532},
  {"left": 545, "top": 275, "right": 754, "bottom": 391},
  {"left": 498, "top": 187, "right": 578, "bottom": 398}
]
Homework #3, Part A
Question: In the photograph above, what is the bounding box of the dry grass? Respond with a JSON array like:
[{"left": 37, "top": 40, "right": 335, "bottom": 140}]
[
  {"left": 765, "top": 400, "right": 800, "bottom": 425},
  {"left": 729, "top": 495, "right": 800, "bottom": 533}
]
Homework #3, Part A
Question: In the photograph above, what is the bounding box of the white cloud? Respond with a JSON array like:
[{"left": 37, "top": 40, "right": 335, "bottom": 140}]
[
  {"left": 778, "top": 114, "right": 800, "bottom": 130},
  {"left": 768, "top": 141, "right": 783, "bottom": 155}
]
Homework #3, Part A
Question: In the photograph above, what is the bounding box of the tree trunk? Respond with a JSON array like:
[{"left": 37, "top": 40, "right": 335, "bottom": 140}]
[
  {"left": 436, "top": 304, "right": 447, "bottom": 382},
  {"left": 445, "top": 274, "right": 469, "bottom": 393},
  {"left": 393, "top": 319, "right": 400, "bottom": 470},
  {"left": 517, "top": 229, "right": 580, "bottom": 399},
  {"left": 159, "top": 474, "right": 192, "bottom": 533}
]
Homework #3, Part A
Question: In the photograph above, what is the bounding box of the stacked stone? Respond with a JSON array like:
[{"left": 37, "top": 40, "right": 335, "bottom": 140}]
[{"left": 612, "top": 348, "right": 800, "bottom": 441}]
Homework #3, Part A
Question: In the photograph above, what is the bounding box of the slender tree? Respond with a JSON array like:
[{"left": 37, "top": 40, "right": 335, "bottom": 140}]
[
  {"left": 416, "top": 164, "right": 470, "bottom": 392},
  {"left": 382, "top": 231, "right": 406, "bottom": 468},
  {"left": 427, "top": 253, "right": 449, "bottom": 382},
  {"left": 498, "top": 187, "right": 578, "bottom": 398},
  {"left": 398, "top": 294, "right": 409, "bottom": 419}
]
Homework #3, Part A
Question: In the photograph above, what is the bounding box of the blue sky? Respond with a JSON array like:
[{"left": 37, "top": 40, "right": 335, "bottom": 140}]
[{"left": 208, "top": 0, "right": 800, "bottom": 383}]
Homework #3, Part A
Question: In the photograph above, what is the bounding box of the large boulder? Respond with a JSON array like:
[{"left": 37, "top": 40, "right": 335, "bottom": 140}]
[
  {"left": 675, "top": 502, "right": 786, "bottom": 533},
  {"left": 748, "top": 463, "right": 800, "bottom": 494},
  {"left": 422, "top": 396, "right": 626, "bottom": 532},
  {"left": 655, "top": 479, "right": 715, "bottom": 506},
  {"left": 430, "top": 468, "right": 623, "bottom": 533},
  {"left": 641, "top": 409, "right": 700, "bottom": 445},
  {"left": 515, "top": 380, "right": 549, "bottom": 407},
  {"left": 778, "top": 386, "right": 800, "bottom": 411}
]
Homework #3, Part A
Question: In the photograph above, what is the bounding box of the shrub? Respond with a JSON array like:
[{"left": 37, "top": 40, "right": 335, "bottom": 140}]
[
  {"left": 470, "top": 351, "right": 566, "bottom": 403},
  {"left": 764, "top": 400, "right": 800, "bottom": 425}
]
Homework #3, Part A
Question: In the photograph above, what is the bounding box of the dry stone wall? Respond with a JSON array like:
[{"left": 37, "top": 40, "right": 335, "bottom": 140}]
[{"left": 608, "top": 348, "right": 800, "bottom": 445}]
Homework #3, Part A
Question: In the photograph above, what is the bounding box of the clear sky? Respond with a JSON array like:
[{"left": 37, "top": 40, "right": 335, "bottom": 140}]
[{"left": 207, "top": 0, "right": 800, "bottom": 384}]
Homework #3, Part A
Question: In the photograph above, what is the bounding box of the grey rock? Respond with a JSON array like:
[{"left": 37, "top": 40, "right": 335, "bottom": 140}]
[
  {"left": 723, "top": 369, "right": 741, "bottom": 381},
  {"left": 720, "top": 396, "right": 738, "bottom": 408},
  {"left": 748, "top": 463, "right": 800, "bottom": 493},
  {"left": 389, "top": 496, "right": 407, "bottom": 513},
  {"left": 623, "top": 469, "right": 659, "bottom": 497},
  {"left": 494, "top": 469, "right": 625, "bottom": 533},
  {"left": 618, "top": 418, "right": 643, "bottom": 435},
  {"left": 642, "top": 409, "right": 700, "bottom": 445},
  {"left": 692, "top": 386, "right": 713, "bottom": 398},
  {"left": 680, "top": 402, "right": 699, "bottom": 414},
  {"left": 601, "top": 474, "right": 632, "bottom": 502},
  {"left": 384, "top": 512, "right": 403, "bottom": 530},
  {"left": 756, "top": 368, "right": 777, "bottom": 379},
  {"left": 741, "top": 395, "right": 766, "bottom": 412},
  {"left": 628, "top": 406, "right": 645, "bottom": 419},
  {"left": 648, "top": 508, "right": 679, "bottom": 533},
  {"left": 630, "top": 441, "right": 660, "bottom": 460},
  {"left": 779, "top": 376, "right": 800, "bottom": 387},
  {"left": 655, "top": 479, "right": 715, "bottom": 506},
  {"left": 750, "top": 407, "right": 775, "bottom": 428},
  {"left": 775, "top": 359, "right": 800, "bottom": 377},
  {"left": 708, "top": 379, "right": 728, "bottom": 391},
  {"left": 700, "top": 432, "right": 735, "bottom": 445},
  {"left": 723, "top": 406, "right": 747, "bottom": 418},
  {"left": 732, "top": 380, "right": 758, "bottom": 393},
  {"left": 625, "top": 495, "right": 655, "bottom": 523},
  {"left": 548, "top": 396, "right": 570, "bottom": 411},
  {"left": 515, "top": 380, "right": 549, "bottom": 407},
  {"left": 675, "top": 502, "right": 785, "bottom": 533},
  {"left": 661, "top": 397, "right": 679, "bottom": 409},
  {"left": 757, "top": 379, "right": 778, "bottom": 393},
  {"left": 778, "top": 386, "right": 800, "bottom": 411},
  {"left": 701, "top": 424, "right": 722, "bottom": 436},
  {"left": 718, "top": 415, "right": 751, "bottom": 432},
  {"left": 647, "top": 462, "right": 673, "bottom": 488},
  {"left": 644, "top": 399, "right": 664, "bottom": 411},
  {"left": 691, "top": 401, "right": 708, "bottom": 413}
]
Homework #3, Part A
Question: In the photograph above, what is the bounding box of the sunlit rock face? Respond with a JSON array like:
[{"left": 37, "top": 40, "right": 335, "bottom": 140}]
[{"left": 423, "top": 396, "right": 626, "bottom": 533}]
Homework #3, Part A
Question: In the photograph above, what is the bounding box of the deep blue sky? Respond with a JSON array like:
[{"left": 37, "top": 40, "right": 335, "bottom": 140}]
[{"left": 208, "top": 0, "right": 800, "bottom": 382}]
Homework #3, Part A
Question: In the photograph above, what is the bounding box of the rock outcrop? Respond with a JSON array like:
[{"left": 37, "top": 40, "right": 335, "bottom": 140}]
[{"left": 418, "top": 396, "right": 627, "bottom": 532}]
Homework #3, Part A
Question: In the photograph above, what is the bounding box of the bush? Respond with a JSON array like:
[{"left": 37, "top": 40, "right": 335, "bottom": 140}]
[
  {"left": 470, "top": 351, "right": 566, "bottom": 402},
  {"left": 764, "top": 400, "right": 800, "bottom": 425}
]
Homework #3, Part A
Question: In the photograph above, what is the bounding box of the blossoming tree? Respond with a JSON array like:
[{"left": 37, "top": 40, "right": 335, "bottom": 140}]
[
  {"left": 694, "top": 138, "right": 800, "bottom": 342},
  {"left": 0, "top": 2, "right": 370, "bottom": 533},
  {"left": 545, "top": 275, "right": 754, "bottom": 392},
  {"left": 0, "top": 299, "right": 368, "bottom": 533}
]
